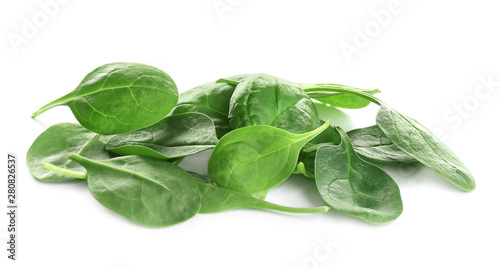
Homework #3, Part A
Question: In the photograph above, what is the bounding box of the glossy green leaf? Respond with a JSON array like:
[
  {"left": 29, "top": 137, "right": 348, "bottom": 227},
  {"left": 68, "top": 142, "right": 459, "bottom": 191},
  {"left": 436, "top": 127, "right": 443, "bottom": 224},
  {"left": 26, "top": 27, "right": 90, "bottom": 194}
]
[
  {"left": 69, "top": 154, "right": 201, "bottom": 227},
  {"left": 347, "top": 125, "right": 417, "bottom": 165},
  {"left": 300, "top": 83, "right": 380, "bottom": 109},
  {"left": 32, "top": 62, "right": 178, "bottom": 135},
  {"left": 376, "top": 103, "right": 475, "bottom": 191},
  {"left": 26, "top": 123, "right": 115, "bottom": 181},
  {"left": 208, "top": 121, "right": 330, "bottom": 194},
  {"left": 191, "top": 173, "right": 330, "bottom": 214},
  {"left": 229, "top": 74, "right": 321, "bottom": 134},
  {"left": 315, "top": 127, "right": 403, "bottom": 224},
  {"left": 170, "top": 81, "right": 236, "bottom": 138},
  {"left": 106, "top": 112, "right": 218, "bottom": 159}
]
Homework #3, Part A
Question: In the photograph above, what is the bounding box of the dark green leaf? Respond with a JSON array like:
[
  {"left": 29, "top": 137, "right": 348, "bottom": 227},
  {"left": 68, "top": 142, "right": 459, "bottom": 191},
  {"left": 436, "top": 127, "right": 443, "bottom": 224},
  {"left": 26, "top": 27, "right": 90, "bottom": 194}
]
[
  {"left": 170, "top": 81, "right": 236, "bottom": 138},
  {"left": 229, "top": 74, "right": 320, "bottom": 134},
  {"left": 106, "top": 112, "right": 218, "bottom": 159}
]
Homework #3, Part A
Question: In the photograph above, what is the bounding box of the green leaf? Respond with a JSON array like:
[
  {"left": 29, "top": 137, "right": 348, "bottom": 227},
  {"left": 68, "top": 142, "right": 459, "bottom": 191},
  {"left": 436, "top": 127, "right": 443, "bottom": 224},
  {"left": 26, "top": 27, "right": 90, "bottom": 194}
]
[
  {"left": 32, "top": 62, "right": 178, "bottom": 135},
  {"left": 190, "top": 173, "right": 330, "bottom": 214},
  {"left": 347, "top": 125, "right": 417, "bottom": 165},
  {"left": 315, "top": 127, "right": 403, "bottom": 224},
  {"left": 106, "top": 112, "right": 218, "bottom": 159},
  {"left": 376, "top": 103, "right": 475, "bottom": 191},
  {"left": 300, "top": 83, "right": 380, "bottom": 109},
  {"left": 208, "top": 121, "right": 330, "bottom": 194},
  {"left": 69, "top": 154, "right": 201, "bottom": 227},
  {"left": 170, "top": 81, "right": 236, "bottom": 138},
  {"left": 26, "top": 123, "right": 115, "bottom": 181},
  {"left": 229, "top": 74, "right": 321, "bottom": 134}
]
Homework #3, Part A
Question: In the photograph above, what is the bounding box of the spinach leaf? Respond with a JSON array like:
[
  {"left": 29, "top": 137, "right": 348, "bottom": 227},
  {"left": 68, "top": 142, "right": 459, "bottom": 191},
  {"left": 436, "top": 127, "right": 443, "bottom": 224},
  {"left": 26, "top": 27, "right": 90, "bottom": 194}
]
[
  {"left": 208, "top": 121, "right": 330, "bottom": 194},
  {"left": 69, "top": 154, "right": 201, "bottom": 227},
  {"left": 27, "top": 123, "right": 115, "bottom": 181},
  {"left": 347, "top": 125, "right": 417, "bottom": 165},
  {"left": 376, "top": 103, "right": 475, "bottom": 191},
  {"left": 300, "top": 83, "right": 380, "bottom": 109},
  {"left": 32, "top": 62, "right": 178, "bottom": 135},
  {"left": 170, "top": 81, "right": 236, "bottom": 138},
  {"left": 315, "top": 127, "right": 403, "bottom": 224},
  {"left": 191, "top": 173, "right": 330, "bottom": 214},
  {"left": 106, "top": 112, "right": 218, "bottom": 159},
  {"left": 228, "top": 74, "right": 321, "bottom": 134}
]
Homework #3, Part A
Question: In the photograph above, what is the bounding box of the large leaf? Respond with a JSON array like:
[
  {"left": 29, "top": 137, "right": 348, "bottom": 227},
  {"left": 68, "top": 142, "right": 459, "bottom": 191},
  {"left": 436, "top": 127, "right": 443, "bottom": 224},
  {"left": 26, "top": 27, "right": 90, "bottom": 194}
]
[
  {"left": 32, "top": 62, "right": 178, "bottom": 134},
  {"left": 69, "top": 154, "right": 201, "bottom": 227}
]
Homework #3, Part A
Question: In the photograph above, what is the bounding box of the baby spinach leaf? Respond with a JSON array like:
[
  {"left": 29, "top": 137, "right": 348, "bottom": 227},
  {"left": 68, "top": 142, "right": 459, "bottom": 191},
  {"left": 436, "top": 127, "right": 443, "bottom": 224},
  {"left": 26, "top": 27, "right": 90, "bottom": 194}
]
[
  {"left": 27, "top": 123, "right": 115, "bottom": 181},
  {"left": 170, "top": 81, "right": 236, "bottom": 138},
  {"left": 106, "top": 112, "right": 218, "bottom": 159},
  {"left": 376, "top": 103, "right": 476, "bottom": 191},
  {"left": 347, "top": 125, "right": 417, "bottom": 165},
  {"left": 32, "top": 62, "right": 178, "bottom": 135},
  {"left": 300, "top": 83, "right": 380, "bottom": 109},
  {"left": 190, "top": 173, "right": 330, "bottom": 214},
  {"left": 69, "top": 154, "right": 201, "bottom": 227},
  {"left": 315, "top": 127, "right": 403, "bottom": 224},
  {"left": 208, "top": 121, "right": 330, "bottom": 194},
  {"left": 228, "top": 74, "right": 321, "bottom": 134}
]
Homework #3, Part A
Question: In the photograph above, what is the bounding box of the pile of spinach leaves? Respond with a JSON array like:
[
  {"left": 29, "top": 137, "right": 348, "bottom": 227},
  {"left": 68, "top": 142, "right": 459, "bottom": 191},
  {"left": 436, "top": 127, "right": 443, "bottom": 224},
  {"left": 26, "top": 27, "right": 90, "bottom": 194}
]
[{"left": 27, "top": 62, "right": 475, "bottom": 227}]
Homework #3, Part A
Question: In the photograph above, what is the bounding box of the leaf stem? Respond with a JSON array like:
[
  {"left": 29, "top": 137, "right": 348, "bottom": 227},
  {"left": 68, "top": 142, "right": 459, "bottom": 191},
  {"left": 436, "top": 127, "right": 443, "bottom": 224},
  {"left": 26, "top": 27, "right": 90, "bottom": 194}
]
[
  {"left": 260, "top": 202, "right": 331, "bottom": 213},
  {"left": 42, "top": 162, "right": 87, "bottom": 179}
]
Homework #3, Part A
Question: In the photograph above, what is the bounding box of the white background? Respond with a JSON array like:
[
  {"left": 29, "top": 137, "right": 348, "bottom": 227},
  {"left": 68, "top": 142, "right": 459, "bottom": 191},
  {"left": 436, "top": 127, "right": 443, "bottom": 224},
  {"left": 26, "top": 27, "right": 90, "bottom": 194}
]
[{"left": 1, "top": 1, "right": 499, "bottom": 267}]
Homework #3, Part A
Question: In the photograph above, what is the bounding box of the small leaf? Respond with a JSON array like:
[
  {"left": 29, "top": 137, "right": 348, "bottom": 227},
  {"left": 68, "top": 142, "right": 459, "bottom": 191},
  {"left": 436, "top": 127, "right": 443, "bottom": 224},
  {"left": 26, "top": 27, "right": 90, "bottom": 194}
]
[
  {"left": 347, "top": 125, "right": 417, "bottom": 165},
  {"left": 208, "top": 121, "right": 330, "bottom": 194},
  {"left": 107, "top": 112, "right": 218, "bottom": 159},
  {"left": 26, "top": 123, "right": 115, "bottom": 181},
  {"left": 376, "top": 103, "right": 475, "bottom": 191},
  {"left": 300, "top": 83, "right": 380, "bottom": 109},
  {"left": 315, "top": 127, "right": 403, "bottom": 224},
  {"left": 229, "top": 74, "right": 321, "bottom": 134},
  {"left": 170, "top": 81, "right": 237, "bottom": 138}
]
